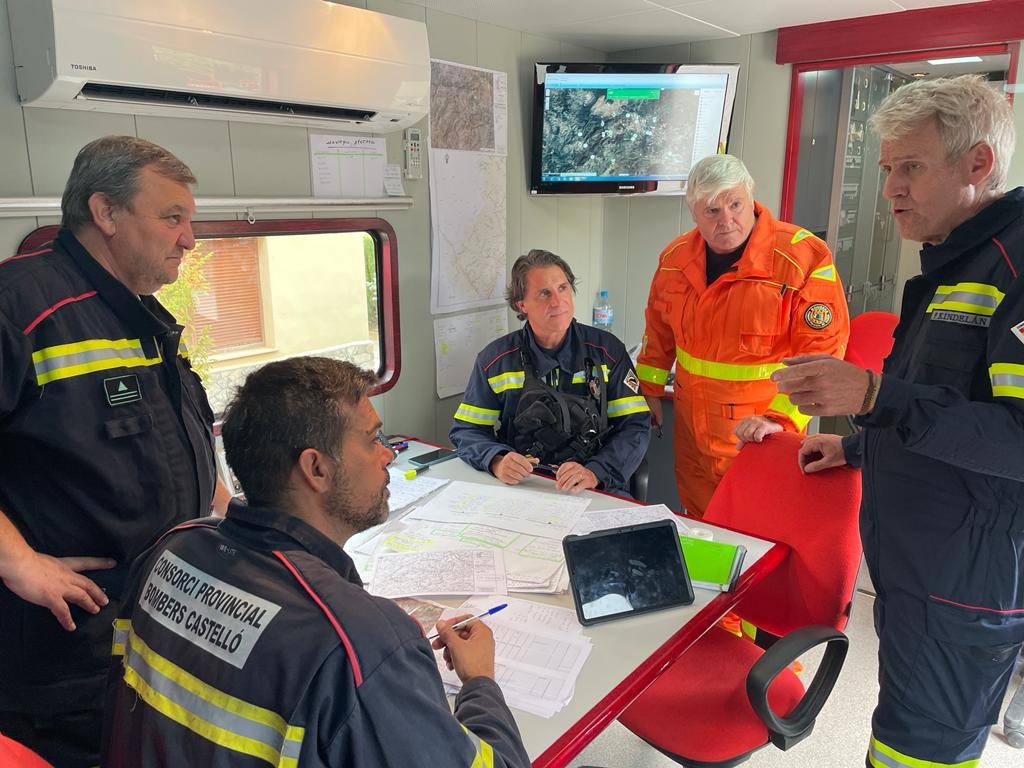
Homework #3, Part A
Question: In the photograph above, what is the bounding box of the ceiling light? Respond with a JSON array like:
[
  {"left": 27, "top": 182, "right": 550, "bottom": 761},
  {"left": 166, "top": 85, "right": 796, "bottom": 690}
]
[
  {"left": 927, "top": 56, "right": 983, "bottom": 65},
  {"left": 911, "top": 72, "right": 928, "bottom": 78}
]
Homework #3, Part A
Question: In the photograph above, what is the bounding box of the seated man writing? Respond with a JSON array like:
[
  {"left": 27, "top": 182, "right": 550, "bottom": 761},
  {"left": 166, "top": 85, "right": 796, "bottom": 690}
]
[
  {"left": 451, "top": 249, "right": 651, "bottom": 494},
  {"left": 102, "top": 357, "right": 530, "bottom": 768}
]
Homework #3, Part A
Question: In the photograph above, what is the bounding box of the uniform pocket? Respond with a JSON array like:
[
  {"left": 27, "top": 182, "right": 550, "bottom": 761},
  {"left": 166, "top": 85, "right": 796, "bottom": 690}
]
[
  {"left": 737, "top": 285, "right": 784, "bottom": 356},
  {"left": 905, "top": 597, "right": 1024, "bottom": 729}
]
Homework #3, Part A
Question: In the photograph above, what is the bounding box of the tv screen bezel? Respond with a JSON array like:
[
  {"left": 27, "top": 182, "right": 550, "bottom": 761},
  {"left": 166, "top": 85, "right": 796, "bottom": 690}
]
[{"left": 530, "top": 62, "right": 740, "bottom": 196}]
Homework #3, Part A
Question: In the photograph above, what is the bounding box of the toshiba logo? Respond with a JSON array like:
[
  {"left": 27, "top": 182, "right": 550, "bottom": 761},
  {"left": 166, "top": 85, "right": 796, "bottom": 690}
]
[{"left": 70, "top": 64, "right": 97, "bottom": 71}]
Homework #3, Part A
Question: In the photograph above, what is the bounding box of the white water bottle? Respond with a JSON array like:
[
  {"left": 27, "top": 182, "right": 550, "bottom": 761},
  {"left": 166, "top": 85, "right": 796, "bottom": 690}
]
[{"left": 592, "top": 290, "right": 614, "bottom": 331}]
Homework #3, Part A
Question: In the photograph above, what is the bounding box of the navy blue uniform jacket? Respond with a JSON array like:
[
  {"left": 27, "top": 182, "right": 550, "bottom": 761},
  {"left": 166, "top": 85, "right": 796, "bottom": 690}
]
[{"left": 450, "top": 320, "right": 651, "bottom": 492}]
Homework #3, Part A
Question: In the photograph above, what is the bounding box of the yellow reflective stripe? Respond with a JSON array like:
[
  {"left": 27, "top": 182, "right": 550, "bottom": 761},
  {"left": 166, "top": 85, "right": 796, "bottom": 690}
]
[
  {"left": 767, "top": 393, "right": 812, "bottom": 431},
  {"left": 676, "top": 348, "right": 783, "bottom": 382},
  {"left": 32, "top": 337, "right": 161, "bottom": 385},
  {"left": 571, "top": 365, "right": 610, "bottom": 383},
  {"left": 122, "top": 628, "right": 302, "bottom": 767},
  {"left": 487, "top": 370, "right": 525, "bottom": 394},
  {"left": 112, "top": 618, "right": 131, "bottom": 658},
  {"left": 636, "top": 363, "right": 670, "bottom": 385},
  {"left": 455, "top": 403, "right": 500, "bottom": 426},
  {"left": 461, "top": 724, "right": 495, "bottom": 768},
  {"left": 607, "top": 396, "right": 650, "bottom": 418},
  {"left": 868, "top": 735, "right": 979, "bottom": 768},
  {"left": 990, "top": 363, "right": 1024, "bottom": 400},
  {"left": 926, "top": 282, "right": 1004, "bottom": 316},
  {"left": 790, "top": 228, "right": 815, "bottom": 245},
  {"left": 36, "top": 355, "right": 161, "bottom": 385},
  {"left": 810, "top": 264, "right": 837, "bottom": 282}
]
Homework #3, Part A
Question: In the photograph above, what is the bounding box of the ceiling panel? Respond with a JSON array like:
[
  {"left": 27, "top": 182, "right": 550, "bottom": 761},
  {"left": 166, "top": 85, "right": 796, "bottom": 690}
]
[
  {"left": 398, "top": 0, "right": 997, "bottom": 53},
  {"left": 549, "top": 8, "right": 727, "bottom": 51},
  {"left": 472, "top": 0, "right": 653, "bottom": 31},
  {"left": 665, "top": 0, "right": 902, "bottom": 35}
]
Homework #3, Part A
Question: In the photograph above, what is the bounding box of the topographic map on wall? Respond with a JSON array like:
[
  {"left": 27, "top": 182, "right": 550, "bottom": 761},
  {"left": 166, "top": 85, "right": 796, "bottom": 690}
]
[{"left": 429, "top": 59, "right": 508, "bottom": 315}]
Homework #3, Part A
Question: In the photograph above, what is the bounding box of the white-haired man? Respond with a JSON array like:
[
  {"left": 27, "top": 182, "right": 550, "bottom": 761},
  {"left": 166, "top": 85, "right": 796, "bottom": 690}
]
[
  {"left": 776, "top": 75, "right": 1024, "bottom": 768},
  {"left": 637, "top": 154, "right": 850, "bottom": 516}
]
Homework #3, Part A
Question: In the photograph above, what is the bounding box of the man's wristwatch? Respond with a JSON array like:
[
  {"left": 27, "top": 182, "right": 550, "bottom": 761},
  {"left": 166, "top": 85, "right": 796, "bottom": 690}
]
[{"left": 859, "top": 369, "right": 880, "bottom": 415}]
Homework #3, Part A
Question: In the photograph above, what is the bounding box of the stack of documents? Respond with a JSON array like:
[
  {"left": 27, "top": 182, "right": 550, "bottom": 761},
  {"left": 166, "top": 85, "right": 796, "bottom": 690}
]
[
  {"left": 436, "top": 596, "right": 592, "bottom": 718},
  {"left": 354, "top": 481, "right": 592, "bottom": 596},
  {"left": 387, "top": 467, "right": 449, "bottom": 513}
]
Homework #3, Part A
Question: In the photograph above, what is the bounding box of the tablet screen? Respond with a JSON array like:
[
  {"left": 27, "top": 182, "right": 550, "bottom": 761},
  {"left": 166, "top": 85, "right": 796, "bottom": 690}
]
[{"left": 563, "top": 520, "right": 694, "bottom": 626}]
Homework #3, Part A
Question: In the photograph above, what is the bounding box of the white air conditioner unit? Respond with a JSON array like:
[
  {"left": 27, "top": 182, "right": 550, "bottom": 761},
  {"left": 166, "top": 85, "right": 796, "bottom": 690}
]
[{"left": 7, "top": 0, "right": 430, "bottom": 133}]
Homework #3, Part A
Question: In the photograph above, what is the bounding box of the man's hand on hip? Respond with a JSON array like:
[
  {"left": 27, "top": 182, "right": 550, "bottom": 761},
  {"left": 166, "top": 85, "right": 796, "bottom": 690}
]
[
  {"left": 771, "top": 355, "right": 870, "bottom": 416},
  {"left": 1, "top": 551, "right": 116, "bottom": 631}
]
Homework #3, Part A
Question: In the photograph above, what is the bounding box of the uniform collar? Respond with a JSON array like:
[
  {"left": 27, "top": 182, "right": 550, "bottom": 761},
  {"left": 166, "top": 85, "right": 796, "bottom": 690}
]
[
  {"left": 524, "top": 319, "right": 581, "bottom": 378},
  {"left": 680, "top": 200, "right": 777, "bottom": 289},
  {"left": 57, "top": 228, "right": 172, "bottom": 337},
  {"left": 222, "top": 499, "right": 363, "bottom": 587},
  {"left": 919, "top": 187, "right": 1024, "bottom": 275}
]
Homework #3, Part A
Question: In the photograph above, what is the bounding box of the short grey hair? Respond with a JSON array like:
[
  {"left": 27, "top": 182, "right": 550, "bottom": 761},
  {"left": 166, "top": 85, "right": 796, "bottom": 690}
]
[
  {"left": 869, "top": 75, "right": 1015, "bottom": 192},
  {"left": 685, "top": 154, "right": 754, "bottom": 210},
  {"left": 61, "top": 135, "right": 196, "bottom": 231},
  {"left": 506, "top": 249, "right": 577, "bottom": 321}
]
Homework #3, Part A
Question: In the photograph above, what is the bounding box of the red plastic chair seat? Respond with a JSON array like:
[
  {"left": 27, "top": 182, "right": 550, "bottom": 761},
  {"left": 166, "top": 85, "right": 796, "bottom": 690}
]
[
  {"left": 0, "top": 734, "right": 53, "bottom": 768},
  {"left": 619, "top": 627, "right": 805, "bottom": 764}
]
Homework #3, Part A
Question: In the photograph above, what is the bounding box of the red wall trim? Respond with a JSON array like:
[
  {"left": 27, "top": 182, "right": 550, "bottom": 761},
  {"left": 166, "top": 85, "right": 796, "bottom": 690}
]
[
  {"left": 18, "top": 218, "right": 402, "bottom": 396},
  {"left": 777, "top": 0, "right": 1024, "bottom": 64}
]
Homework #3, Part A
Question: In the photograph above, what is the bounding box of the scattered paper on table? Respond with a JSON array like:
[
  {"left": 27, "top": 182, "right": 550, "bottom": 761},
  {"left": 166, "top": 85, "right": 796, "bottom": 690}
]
[
  {"left": 407, "top": 480, "right": 590, "bottom": 539},
  {"left": 387, "top": 467, "right": 449, "bottom": 513},
  {"left": 370, "top": 549, "right": 507, "bottom": 598},
  {"left": 310, "top": 134, "right": 386, "bottom": 198},
  {"left": 437, "top": 596, "right": 591, "bottom": 718},
  {"left": 573, "top": 504, "right": 693, "bottom": 535},
  {"left": 392, "top": 597, "right": 448, "bottom": 633}
]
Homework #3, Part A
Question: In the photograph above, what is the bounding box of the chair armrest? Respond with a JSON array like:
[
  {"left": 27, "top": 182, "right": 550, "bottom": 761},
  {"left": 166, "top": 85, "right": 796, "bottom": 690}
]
[{"left": 745, "top": 625, "right": 849, "bottom": 750}]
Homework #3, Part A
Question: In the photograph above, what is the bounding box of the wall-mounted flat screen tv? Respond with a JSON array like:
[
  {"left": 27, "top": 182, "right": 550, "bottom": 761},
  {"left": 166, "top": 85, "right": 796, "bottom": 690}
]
[{"left": 530, "top": 63, "right": 740, "bottom": 195}]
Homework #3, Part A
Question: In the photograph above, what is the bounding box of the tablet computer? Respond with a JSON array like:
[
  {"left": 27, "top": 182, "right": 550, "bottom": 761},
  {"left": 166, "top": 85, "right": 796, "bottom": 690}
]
[{"left": 563, "top": 520, "right": 695, "bottom": 626}]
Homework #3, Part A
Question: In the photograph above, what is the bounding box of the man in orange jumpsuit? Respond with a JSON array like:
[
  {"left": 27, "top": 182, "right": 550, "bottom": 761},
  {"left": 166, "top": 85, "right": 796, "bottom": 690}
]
[{"left": 637, "top": 154, "right": 850, "bottom": 516}]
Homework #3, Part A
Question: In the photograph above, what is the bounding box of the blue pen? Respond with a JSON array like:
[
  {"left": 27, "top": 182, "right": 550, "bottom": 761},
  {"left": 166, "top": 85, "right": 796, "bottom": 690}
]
[{"left": 427, "top": 603, "right": 508, "bottom": 641}]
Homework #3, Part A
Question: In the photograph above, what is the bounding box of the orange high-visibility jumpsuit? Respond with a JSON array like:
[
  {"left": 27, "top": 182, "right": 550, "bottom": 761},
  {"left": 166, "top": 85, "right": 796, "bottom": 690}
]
[{"left": 637, "top": 202, "right": 850, "bottom": 516}]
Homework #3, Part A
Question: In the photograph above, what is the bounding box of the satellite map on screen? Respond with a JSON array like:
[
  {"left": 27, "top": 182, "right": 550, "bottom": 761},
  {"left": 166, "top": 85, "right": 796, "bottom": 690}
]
[{"left": 541, "top": 87, "right": 701, "bottom": 179}]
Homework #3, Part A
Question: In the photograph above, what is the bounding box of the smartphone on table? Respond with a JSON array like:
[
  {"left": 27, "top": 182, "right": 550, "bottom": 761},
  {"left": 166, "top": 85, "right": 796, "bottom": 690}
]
[{"left": 408, "top": 447, "right": 457, "bottom": 468}]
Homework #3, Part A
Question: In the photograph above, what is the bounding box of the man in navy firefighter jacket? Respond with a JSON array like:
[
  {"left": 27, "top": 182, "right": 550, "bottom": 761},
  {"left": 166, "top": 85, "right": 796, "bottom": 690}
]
[
  {"left": 776, "top": 76, "right": 1024, "bottom": 768},
  {"left": 103, "top": 357, "right": 531, "bottom": 767},
  {"left": 451, "top": 249, "right": 650, "bottom": 494}
]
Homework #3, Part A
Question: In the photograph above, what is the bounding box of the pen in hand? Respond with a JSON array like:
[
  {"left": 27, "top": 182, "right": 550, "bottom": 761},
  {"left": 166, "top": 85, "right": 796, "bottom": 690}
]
[{"left": 426, "top": 603, "right": 508, "bottom": 641}]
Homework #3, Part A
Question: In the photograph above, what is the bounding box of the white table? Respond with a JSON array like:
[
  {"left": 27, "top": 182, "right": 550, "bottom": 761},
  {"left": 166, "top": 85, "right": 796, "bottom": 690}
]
[{"left": 382, "top": 440, "right": 788, "bottom": 767}]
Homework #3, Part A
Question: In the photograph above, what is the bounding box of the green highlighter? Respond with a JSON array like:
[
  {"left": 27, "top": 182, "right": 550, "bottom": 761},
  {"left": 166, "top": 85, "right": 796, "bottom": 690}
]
[{"left": 678, "top": 536, "right": 746, "bottom": 592}]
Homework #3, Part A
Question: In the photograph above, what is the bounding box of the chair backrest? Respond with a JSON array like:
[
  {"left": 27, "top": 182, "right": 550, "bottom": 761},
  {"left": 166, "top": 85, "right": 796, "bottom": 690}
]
[
  {"left": 844, "top": 311, "right": 898, "bottom": 373},
  {"left": 703, "top": 431, "right": 862, "bottom": 636}
]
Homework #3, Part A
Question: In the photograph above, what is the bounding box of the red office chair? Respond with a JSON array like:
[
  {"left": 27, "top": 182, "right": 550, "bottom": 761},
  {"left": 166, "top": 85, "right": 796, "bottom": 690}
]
[
  {"left": 0, "top": 734, "right": 53, "bottom": 768},
  {"left": 844, "top": 311, "right": 898, "bottom": 373},
  {"left": 617, "top": 431, "right": 862, "bottom": 766}
]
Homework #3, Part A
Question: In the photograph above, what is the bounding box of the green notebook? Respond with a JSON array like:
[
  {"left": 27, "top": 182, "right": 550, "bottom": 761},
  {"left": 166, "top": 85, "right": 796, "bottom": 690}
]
[{"left": 678, "top": 536, "right": 746, "bottom": 592}]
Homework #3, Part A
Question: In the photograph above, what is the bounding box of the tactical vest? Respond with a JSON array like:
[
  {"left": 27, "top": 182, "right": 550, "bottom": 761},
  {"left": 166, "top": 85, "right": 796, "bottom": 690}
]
[{"left": 511, "top": 349, "right": 610, "bottom": 464}]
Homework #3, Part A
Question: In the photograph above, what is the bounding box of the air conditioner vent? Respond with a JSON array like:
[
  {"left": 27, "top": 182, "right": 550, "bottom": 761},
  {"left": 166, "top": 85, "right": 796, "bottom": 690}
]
[{"left": 80, "top": 83, "right": 377, "bottom": 123}]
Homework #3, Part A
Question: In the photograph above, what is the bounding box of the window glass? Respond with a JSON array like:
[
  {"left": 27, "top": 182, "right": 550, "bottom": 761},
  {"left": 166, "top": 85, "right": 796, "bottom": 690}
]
[{"left": 157, "top": 230, "right": 381, "bottom": 414}]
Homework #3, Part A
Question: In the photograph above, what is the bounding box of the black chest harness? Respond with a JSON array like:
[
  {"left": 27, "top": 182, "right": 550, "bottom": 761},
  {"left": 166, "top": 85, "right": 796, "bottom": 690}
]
[{"left": 511, "top": 348, "right": 611, "bottom": 465}]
